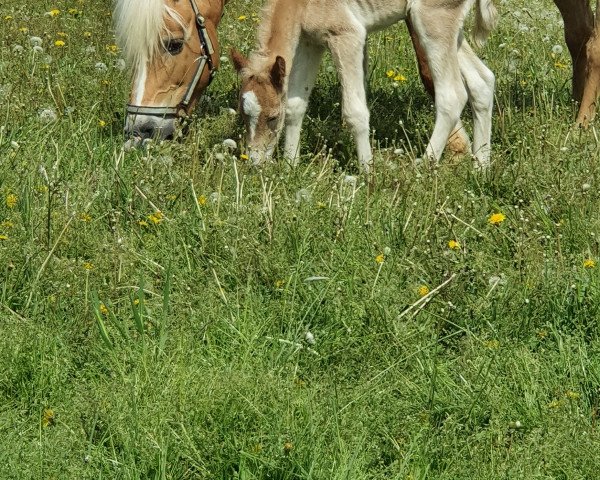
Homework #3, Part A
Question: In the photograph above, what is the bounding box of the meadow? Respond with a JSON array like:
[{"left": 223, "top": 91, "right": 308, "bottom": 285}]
[{"left": 1, "top": 0, "right": 600, "bottom": 478}]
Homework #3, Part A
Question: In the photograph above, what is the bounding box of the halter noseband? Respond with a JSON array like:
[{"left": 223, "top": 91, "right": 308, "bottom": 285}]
[{"left": 126, "top": 0, "right": 217, "bottom": 118}]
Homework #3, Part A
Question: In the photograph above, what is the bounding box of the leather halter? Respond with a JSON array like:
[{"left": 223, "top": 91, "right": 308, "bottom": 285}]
[{"left": 126, "top": 0, "right": 217, "bottom": 118}]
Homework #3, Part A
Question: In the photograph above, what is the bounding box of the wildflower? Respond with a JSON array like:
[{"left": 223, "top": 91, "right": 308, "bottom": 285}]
[
  {"left": 305, "top": 331, "right": 315, "bottom": 345},
  {"left": 488, "top": 212, "right": 506, "bottom": 225},
  {"left": 83, "top": 31, "right": 92, "bottom": 38},
  {"left": 238, "top": 15, "right": 247, "bottom": 20},
  {"left": 42, "top": 408, "right": 55, "bottom": 427},
  {"left": 38, "top": 108, "right": 57, "bottom": 123},
  {"left": 147, "top": 211, "right": 163, "bottom": 225},
  {"left": 565, "top": 390, "right": 580, "bottom": 400},
  {"left": 448, "top": 239, "right": 461, "bottom": 250},
  {"left": 47, "top": 9, "right": 60, "bottom": 17},
  {"left": 29, "top": 36, "right": 43, "bottom": 47},
  {"left": 114, "top": 58, "right": 126, "bottom": 71},
  {"left": 386, "top": 70, "right": 395, "bottom": 78},
  {"left": 33, "top": 45, "right": 44, "bottom": 54},
  {"left": 1, "top": 220, "right": 13, "bottom": 228},
  {"left": 95, "top": 62, "right": 107, "bottom": 72},
  {"left": 583, "top": 258, "right": 596, "bottom": 269},
  {"left": 484, "top": 339, "right": 500, "bottom": 350},
  {"left": 274, "top": 279, "right": 285, "bottom": 289},
  {"left": 0, "top": 234, "right": 8, "bottom": 241},
  {"left": 68, "top": 8, "right": 80, "bottom": 15},
  {"left": 197, "top": 195, "right": 207, "bottom": 206},
  {"left": 19, "top": 27, "right": 28, "bottom": 33},
  {"left": 138, "top": 220, "right": 149, "bottom": 227},
  {"left": 83, "top": 262, "right": 94, "bottom": 270},
  {"left": 98, "top": 119, "right": 107, "bottom": 128},
  {"left": 551, "top": 44, "right": 563, "bottom": 55},
  {"left": 106, "top": 44, "right": 118, "bottom": 53},
  {"left": 375, "top": 254, "right": 385, "bottom": 264},
  {"left": 222, "top": 138, "right": 237, "bottom": 150},
  {"left": 239, "top": 153, "right": 249, "bottom": 161},
  {"left": 133, "top": 298, "right": 140, "bottom": 306},
  {"left": 54, "top": 40, "right": 65, "bottom": 47},
  {"left": 295, "top": 188, "right": 311, "bottom": 204},
  {"left": 283, "top": 442, "right": 293, "bottom": 453},
  {"left": 417, "top": 285, "right": 429, "bottom": 297},
  {"left": 5, "top": 194, "right": 17, "bottom": 209},
  {"left": 99, "top": 303, "right": 108, "bottom": 315},
  {"left": 80, "top": 213, "right": 92, "bottom": 222},
  {"left": 12, "top": 45, "right": 24, "bottom": 54},
  {"left": 547, "top": 399, "right": 562, "bottom": 409},
  {"left": 57, "top": 32, "right": 67, "bottom": 38},
  {"left": 394, "top": 74, "right": 407, "bottom": 82},
  {"left": 554, "top": 62, "right": 567, "bottom": 70},
  {"left": 316, "top": 201, "right": 326, "bottom": 209},
  {"left": 536, "top": 329, "right": 547, "bottom": 339}
]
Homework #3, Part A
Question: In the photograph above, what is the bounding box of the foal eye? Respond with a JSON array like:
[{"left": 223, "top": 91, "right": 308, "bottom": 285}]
[
  {"left": 266, "top": 115, "right": 279, "bottom": 129},
  {"left": 164, "top": 39, "right": 184, "bottom": 56}
]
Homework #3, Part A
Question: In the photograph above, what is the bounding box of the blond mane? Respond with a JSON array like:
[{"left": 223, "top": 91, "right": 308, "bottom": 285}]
[{"left": 113, "top": 0, "right": 189, "bottom": 73}]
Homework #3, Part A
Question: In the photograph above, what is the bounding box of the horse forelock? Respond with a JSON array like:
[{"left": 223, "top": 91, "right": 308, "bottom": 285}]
[{"left": 114, "top": 0, "right": 189, "bottom": 73}]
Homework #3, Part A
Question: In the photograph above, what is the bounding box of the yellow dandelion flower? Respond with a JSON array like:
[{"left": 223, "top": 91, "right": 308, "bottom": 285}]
[
  {"left": 80, "top": 213, "right": 92, "bottom": 222},
  {"left": 83, "top": 31, "right": 92, "bottom": 38},
  {"left": 394, "top": 74, "right": 407, "bottom": 82},
  {"left": 316, "top": 201, "right": 326, "bottom": 209},
  {"left": 98, "top": 119, "right": 106, "bottom": 128},
  {"left": 375, "top": 253, "right": 385, "bottom": 264},
  {"left": 386, "top": 70, "right": 395, "bottom": 78},
  {"left": 417, "top": 285, "right": 429, "bottom": 297},
  {"left": 4, "top": 15, "right": 13, "bottom": 21},
  {"left": 240, "top": 153, "right": 249, "bottom": 161},
  {"left": 68, "top": 8, "right": 80, "bottom": 15},
  {"left": 274, "top": 279, "right": 285, "bottom": 289},
  {"left": 0, "top": 234, "right": 8, "bottom": 241},
  {"left": 19, "top": 27, "right": 28, "bottom": 33},
  {"left": 565, "top": 390, "right": 580, "bottom": 400},
  {"left": 133, "top": 298, "right": 140, "bottom": 306},
  {"left": 283, "top": 442, "right": 293, "bottom": 453},
  {"left": 42, "top": 408, "right": 55, "bottom": 427},
  {"left": 83, "top": 262, "right": 94, "bottom": 270},
  {"left": 37, "top": 185, "right": 48, "bottom": 193},
  {"left": 554, "top": 62, "right": 567, "bottom": 70},
  {"left": 48, "top": 9, "right": 60, "bottom": 17},
  {"left": 536, "top": 329, "right": 547, "bottom": 339},
  {"left": 57, "top": 31, "right": 67, "bottom": 37},
  {"left": 488, "top": 212, "right": 506, "bottom": 225},
  {"left": 484, "top": 339, "right": 500, "bottom": 350},
  {"left": 197, "top": 195, "right": 207, "bottom": 206},
  {"left": 1, "top": 220, "right": 14, "bottom": 229},
  {"left": 54, "top": 40, "right": 65, "bottom": 47},
  {"left": 583, "top": 258, "right": 596, "bottom": 269},
  {"left": 147, "top": 211, "right": 163, "bottom": 225},
  {"left": 99, "top": 303, "right": 108, "bottom": 315},
  {"left": 238, "top": 15, "right": 247, "bottom": 20},
  {"left": 106, "top": 44, "right": 118, "bottom": 53},
  {"left": 6, "top": 194, "right": 17, "bottom": 208},
  {"left": 448, "top": 239, "right": 461, "bottom": 250},
  {"left": 138, "top": 220, "right": 149, "bottom": 227},
  {"left": 547, "top": 399, "right": 562, "bottom": 409}
]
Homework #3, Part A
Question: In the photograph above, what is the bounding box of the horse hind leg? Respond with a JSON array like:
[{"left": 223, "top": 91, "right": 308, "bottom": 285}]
[
  {"left": 576, "top": 21, "right": 600, "bottom": 127},
  {"left": 457, "top": 36, "right": 495, "bottom": 168},
  {"left": 406, "top": 15, "right": 471, "bottom": 156},
  {"left": 410, "top": 6, "right": 469, "bottom": 162}
]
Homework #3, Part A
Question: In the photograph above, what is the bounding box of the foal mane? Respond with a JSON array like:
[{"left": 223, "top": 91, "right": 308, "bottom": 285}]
[{"left": 113, "top": 0, "right": 189, "bottom": 73}]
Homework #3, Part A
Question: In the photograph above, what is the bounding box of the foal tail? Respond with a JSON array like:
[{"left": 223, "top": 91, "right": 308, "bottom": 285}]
[{"left": 473, "top": 0, "right": 498, "bottom": 47}]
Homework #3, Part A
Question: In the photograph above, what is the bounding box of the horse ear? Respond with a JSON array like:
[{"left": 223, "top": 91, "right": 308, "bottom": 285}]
[
  {"left": 230, "top": 49, "right": 248, "bottom": 73},
  {"left": 270, "top": 56, "right": 286, "bottom": 92}
]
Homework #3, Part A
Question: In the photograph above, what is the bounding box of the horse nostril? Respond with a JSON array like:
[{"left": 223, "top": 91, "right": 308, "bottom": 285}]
[{"left": 133, "top": 123, "right": 155, "bottom": 140}]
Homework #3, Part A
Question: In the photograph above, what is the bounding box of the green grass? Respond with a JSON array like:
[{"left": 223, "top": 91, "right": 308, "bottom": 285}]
[{"left": 1, "top": 0, "right": 600, "bottom": 478}]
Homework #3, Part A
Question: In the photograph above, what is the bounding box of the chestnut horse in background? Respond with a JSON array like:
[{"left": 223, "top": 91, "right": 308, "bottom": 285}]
[
  {"left": 408, "top": 0, "right": 600, "bottom": 153},
  {"left": 114, "top": 0, "right": 227, "bottom": 145}
]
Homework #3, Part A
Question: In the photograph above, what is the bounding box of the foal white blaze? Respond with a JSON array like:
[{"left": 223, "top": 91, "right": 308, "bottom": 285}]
[{"left": 232, "top": 0, "right": 497, "bottom": 172}]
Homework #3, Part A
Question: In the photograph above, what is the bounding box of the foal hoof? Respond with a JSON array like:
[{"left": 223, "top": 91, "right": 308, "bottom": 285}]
[{"left": 446, "top": 131, "right": 471, "bottom": 156}]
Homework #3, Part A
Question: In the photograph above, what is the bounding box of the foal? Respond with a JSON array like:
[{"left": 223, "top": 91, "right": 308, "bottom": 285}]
[{"left": 232, "top": 0, "right": 497, "bottom": 172}]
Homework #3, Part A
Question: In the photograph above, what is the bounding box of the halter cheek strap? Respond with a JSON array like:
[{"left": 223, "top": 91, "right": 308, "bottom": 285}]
[{"left": 126, "top": 0, "right": 217, "bottom": 118}]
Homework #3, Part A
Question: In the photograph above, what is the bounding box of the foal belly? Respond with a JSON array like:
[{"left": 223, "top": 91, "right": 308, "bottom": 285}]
[{"left": 350, "top": 0, "right": 408, "bottom": 32}]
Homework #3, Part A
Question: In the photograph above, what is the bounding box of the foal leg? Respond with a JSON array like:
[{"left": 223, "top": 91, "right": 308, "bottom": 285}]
[
  {"left": 457, "top": 36, "right": 495, "bottom": 167},
  {"left": 284, "top": 40, "right": 324, "bottom": 164},
  {"left": 328, "top": 27, "right": 373, "bottom": 173},
  {"left": 406, "top": 15, "right": 471, "bottom": 155},
  {"left": 410, "top": 5, "right": 469, "bottom": 162}
]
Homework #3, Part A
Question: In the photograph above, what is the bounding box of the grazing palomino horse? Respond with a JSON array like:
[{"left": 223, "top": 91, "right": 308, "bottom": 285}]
[
  {"left": 114, "top": 0, "right": 225, "bottom": 143},
  {"left": 231, "top": 0, "right": 498, "bottom": 173},
  {"left": 407, "top": 0, "right": 600, "bottom": 151}
]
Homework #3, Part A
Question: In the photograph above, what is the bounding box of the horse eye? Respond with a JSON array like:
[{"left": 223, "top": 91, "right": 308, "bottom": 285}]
[
  {"left": 266, "top": 115, "right": 279, "bottom": 129},
  {"left": 164, "top": 39, "right": 184, "bottom": 56}
]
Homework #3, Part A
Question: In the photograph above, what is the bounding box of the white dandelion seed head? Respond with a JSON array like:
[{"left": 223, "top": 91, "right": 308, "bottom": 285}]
[
  {"left": 383, "top": 246, "right": 391, "bottom": 255},
  {"left": 10, "top": 141, "right": 20, "bottom": 150},
  {"left": 33, "top": 45, "right": 44, "bottom": 54},
  {"left": 114, "top": 58, "right": 126, "bottom": 71},
  {"left": 295, "top": 188, "right": 311, "bottom": 204},
  {"left": 552, "top": 44, "right": 563, "bottom": 55},
  {"left": 12, "top": 45, "right": 24, "bottom": 55},
  {"left": 343, "top": 175, "right": 357, "bottom": 186},
  {"left": 95, "top": 62, "right": 107, "bottom": 72},
  {"left": 488, "top": 274, "right": 507, "bottom": 287},
  {"left": 582, "top": 183, "right": 591, "bottom": 191},
  {"left": 305, "top": 331, "right": 315, "bottom": 345},
  {"left": 219, "top": 55, "right": 229, "bottom": 63},
  {"left": 85, "top": 46, "right": 96, "bottom": 54},
  {"left": 29, "top": 36, "right": 43, "bottom": 47},
  {"left": 38, "top": 108, "right": 57, "bottom": 123},
  {"left": 222, "top": 138, "right": 237, "bottom": 151},
  {"left": 226, "top": 108, "right": 237, "bottom": 116},
  {"left": 209, "top": 192, "right": 220, "bottom": 203},
  {"left": 214, "top": 152, "right": 225, "bottom": 161}
]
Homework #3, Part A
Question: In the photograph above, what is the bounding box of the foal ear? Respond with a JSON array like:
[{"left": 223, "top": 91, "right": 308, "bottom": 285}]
[
  {"left": 270, "top": 56, "right": 286, "bottom": 92},
  {"left": 230, "top": 48, "right": 248, "bottom": 73}
]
